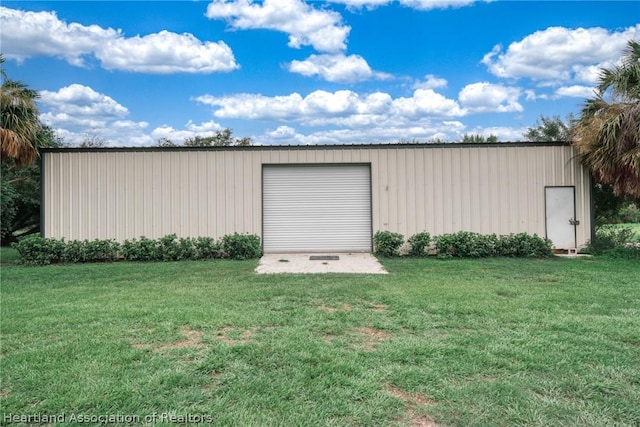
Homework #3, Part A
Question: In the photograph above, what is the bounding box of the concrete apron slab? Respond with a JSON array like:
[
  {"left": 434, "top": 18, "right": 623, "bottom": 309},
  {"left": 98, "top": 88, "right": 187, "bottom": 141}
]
[{"left": 255, "top": 253, "right": 388, "bottom": 274}]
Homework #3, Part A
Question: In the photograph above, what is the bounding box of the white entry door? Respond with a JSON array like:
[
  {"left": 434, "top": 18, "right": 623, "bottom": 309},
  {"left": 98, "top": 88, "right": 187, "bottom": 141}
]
[
  {"left": 263, "top": 164, "right": 372, "bottom": 253},
  {"left": 545, "top": 186, "right": 576, "bottom": 249}
]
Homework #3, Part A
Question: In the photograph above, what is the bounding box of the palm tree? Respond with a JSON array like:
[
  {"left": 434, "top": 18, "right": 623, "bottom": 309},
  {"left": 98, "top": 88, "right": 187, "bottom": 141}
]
[
  {"left": 1, "top": 54, "right": 40, "bottom": 165},
  {"left": 573, "top": 40, "right": 640, "bottom": 201}
]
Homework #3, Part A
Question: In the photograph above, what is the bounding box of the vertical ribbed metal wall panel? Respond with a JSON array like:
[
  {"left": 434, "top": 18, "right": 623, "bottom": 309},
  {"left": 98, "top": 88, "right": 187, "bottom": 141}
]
[
  {"left": 43, "top": 150, "right": 264, "bottom": 241},
  {"left": 43, "top": 144, "right": 592, "bottom": 249}
]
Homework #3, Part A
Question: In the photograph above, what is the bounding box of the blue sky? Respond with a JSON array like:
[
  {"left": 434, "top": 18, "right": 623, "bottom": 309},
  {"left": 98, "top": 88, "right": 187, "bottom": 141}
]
[{"left": 2, "top": 1, "right": 638, "bottom": 146}]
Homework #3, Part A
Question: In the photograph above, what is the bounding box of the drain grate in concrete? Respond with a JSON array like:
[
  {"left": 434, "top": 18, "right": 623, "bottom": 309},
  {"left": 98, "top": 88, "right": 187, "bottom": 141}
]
[{"left": 310, "top": 255, "right": 339, "bottom": 261}]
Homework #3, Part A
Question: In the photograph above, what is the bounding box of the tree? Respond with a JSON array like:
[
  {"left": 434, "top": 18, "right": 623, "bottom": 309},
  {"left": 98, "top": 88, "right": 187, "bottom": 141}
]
[
  {"left": 1, "top": 55, "right": 63, "bottom": 243},
  {"left": 592, "top": 183, "right": 630, "bottom": 225},
  {"left": 1, "top": 125, "right": 63, "bottom": 244},
  {"left": 460, "top": 134, "right": 499, "bottom": 143},
  {"left": 156, "top": 137, "right": 177, "bottom": 147},
  {"left": 79, "top": 134, "right": 107, "bottom": 148},
  {"left": 183, "top": 128, "right": 253, "bottom": 147},
  {"left": 1, "top": 54, "right": 40, "bottom": 165},
  {"left": 572, "top": 39, "right": 640, "bottom": 201},
  {"left": 524, "top": 115, "right": 573, "bottom": 142}
]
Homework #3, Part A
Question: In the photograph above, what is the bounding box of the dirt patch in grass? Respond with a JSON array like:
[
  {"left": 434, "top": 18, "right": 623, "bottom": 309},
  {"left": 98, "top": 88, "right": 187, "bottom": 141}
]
[
  {"left": 357, "top": 299, "right": 388, "bottom": 312},
  {"left": 323, "top": 334, "right": 336, "bottom": 344},
  {"left": 131, "top": 327, "right": 204, "bottom": 352},
  {"left": 386, "top": 385, "right": 435, "bottom": 406},
  {"left": 215, "top": 326, "right": 256, "bottom": 345},
  {"left": 203, "top": 371, "right": 224, "bottom": 393},
  {"left": 156, "top": 327, "right": 203, "bottom": 351},
  {"left": 405, "top": 410, "right": 439, "bottom": 427},
  {"left": 371, "top": 303, "right": 388, "bottom": 312},
  {"left": 355, "top": 326, "right": 391, "bottom": 350},
  {"left": 209, "top": 372, "right": 224, "bottom": 380},
  {"left": 322, "top": 326, "right": 391, "bottom": 350},
  {"left": 317, "top": 303, "right": 352, "bottom": 313},
  {"left": 386, "top": 385, "right": 438, "bottom": 427}
]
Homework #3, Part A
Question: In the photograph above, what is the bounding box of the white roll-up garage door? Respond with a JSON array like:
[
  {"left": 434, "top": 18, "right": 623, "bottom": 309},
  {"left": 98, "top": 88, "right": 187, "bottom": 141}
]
[{"left": 263, "top": 164, "right": 372, "bottom": 253}]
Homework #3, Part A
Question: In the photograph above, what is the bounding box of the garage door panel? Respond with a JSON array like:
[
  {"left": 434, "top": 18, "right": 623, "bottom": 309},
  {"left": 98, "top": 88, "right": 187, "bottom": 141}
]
[{"left": 263, "top": 165, "right": 372, "bottom": 253}]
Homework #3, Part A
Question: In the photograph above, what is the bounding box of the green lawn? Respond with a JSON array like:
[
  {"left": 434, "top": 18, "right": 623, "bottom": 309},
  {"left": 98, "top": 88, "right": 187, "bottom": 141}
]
[{"left": 1, "top": 255, "right": 639, "bottom": 426}]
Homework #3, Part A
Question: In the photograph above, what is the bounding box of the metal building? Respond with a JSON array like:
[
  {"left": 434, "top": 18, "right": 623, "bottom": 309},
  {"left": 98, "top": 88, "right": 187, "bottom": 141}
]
[{"left": 41, "top": 143, "right": 593, "bottom": 252}]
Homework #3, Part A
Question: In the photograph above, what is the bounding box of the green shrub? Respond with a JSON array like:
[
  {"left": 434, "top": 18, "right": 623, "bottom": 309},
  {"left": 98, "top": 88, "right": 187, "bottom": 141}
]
[
  {"left": 618, "top": 203, "right": 640, "bottom": 223},
  {"left": 373, "top": 230, "right": 404, "bottom": 257},
  {"left": 155, "top": 235, "right": 199, "bottom": 261},
  {"left": 0, "top": 181, "right": 17, "bottom": 241},
  {"left": 121, "top": 236, "right": 160, "bottom": 262},
  {"left": 13, "top": 234, "right": 241, "bottom": 264},
  {"left": 495, "top": 233, "right": 553, "bottom": 258},
  {"left": 193, "top": 236, "right": 222, "bottom": 260},
  {"left": 434, "top": 231, "right": 498, "bottom": 258},
  {"left": 157, "top": 234, "right": 180, "bottom": 261},
  {"left": 434, "top": 231, "right": 553, "bottom": 259},
  {"left": 12, "top": 235, "right": 65, "bottom": 265},
  {"left": 85, "top": 239, "right": 120, "bottom": 262},
  {"left": 407, "top": 231, "right": 431, "bottom": 257},
  {"left": 62, "top": 240, "right": 85, "bottom": 263},
  {"left": 177, "top": 237, "right": 197, "bottom": 260},
  {"left": 220, "top": 233, "right": 262, "bottom": 260},
  {"left": 585, "top": 226, "right": 635, "bottom": 255}
]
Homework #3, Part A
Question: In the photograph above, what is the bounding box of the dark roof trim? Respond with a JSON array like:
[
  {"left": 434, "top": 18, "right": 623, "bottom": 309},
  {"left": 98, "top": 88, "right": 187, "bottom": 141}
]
[{"left": 40, "top": 141, "right": 570, "bottom": 154}]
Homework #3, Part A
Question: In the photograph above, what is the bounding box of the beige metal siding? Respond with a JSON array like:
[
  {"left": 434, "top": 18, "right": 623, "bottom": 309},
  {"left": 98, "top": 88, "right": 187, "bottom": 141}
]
[{"left": 43, "top": 144, "right": 592, "bottom": 248}]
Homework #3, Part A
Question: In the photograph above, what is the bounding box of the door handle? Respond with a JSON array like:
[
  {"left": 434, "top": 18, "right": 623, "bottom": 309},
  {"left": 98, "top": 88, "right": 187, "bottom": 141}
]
[{"left": 569, "top": 218, "right": 580, "bottom": 225}]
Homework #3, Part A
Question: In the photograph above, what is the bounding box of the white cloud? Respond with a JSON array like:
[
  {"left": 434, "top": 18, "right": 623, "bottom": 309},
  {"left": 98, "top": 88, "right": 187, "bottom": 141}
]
[
  {"left": 413, "top": 74, "right": 448, "bottom": 90},
  {"left": 328, "top": 0, "right": 481, "bottom": 10},
  {"left": 524, "top": 89, "right": 545, "bottom": 101},
  {"left": 465, "top": 126, "right": 528, "bottom": 142},
  {"left": 571, "top": 64, "right": 608, "bottom": 86},
  {"left": 398, "top": 0, "right": 479, "bottom": 10},
  {"left": 40, "top": 112, "right": 107, "bottom": 130},
  {"left": 288, "top": 53, "right": 390, "bottom": 82},
  {"left": 263, "top": 125, "right": 308, "bottom": 144},
  {"left": 38, "top": 85, "right": 152, "bottom": 146},
  {"left": 328, "top": 0, "right": 391, "bottom": 10},
  {"left": 195, "top": 93, "right": 305, "bottom": 120},
  {"left": 458, "top": 82, "right": 522, "bottom": 113},
  {"left": 150, "top": 121, "right": 225, "bottom": 142},
  {"left": 257, "top": 121, "right": 470, "bottom": 145},
  {"left": 44, "top": 125, "right": 154, "bottom": 147},
  {"left": 45, "top": 118, "right": 225, "bottom": 147},
  {"left": 206, "top": 0, "right": 350, "bottom": 52},
  {"left": 0, "top": 6, "right": 237, "bottom": 73},
  {"left": 111, "top": 120, "right": 150, "bottom": 130},
  {"left": 97, "top": 31, "right": 237, "bottom": 73},
  {"left": 195, "top": 88, "right": 466, "bottom": 128},
  {"left": 38, "top": 83, "right": 227, "bottom": 146},
  {"left": 554, "top": 85, "right": 595, "bottom": 99},
  {"left": 303, "top": 90, "right": 360, "bottom": 115},
  {"left": 482, "top": 25, "right": 640, "bottom": 84},
  {"left": 392, "top": 89, "right": 466, "bottom": 118},
  {"left": 40, "top": 84, "right": 129, "bottom": 118},
  {"left": 0, "top": 6, "right": 116, "bottom": 66}
]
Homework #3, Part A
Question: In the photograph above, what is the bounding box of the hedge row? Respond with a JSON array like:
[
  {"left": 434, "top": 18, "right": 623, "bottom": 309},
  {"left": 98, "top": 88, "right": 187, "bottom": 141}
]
[
  {"left": 13, "top": 230, "right": 554, "bottom": 265},
  {"left": 12, "top": 233, "right": 262, "bottom": 265},
  {"left": 374, "top": 230, "right": 553, "bottom": 258}
]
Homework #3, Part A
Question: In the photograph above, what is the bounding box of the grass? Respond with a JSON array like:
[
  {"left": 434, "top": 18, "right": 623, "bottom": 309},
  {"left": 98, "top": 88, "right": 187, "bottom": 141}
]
[
  {"left": 0, "top": 247, "right": 20, "bottom": 265},
  {"left": 1, "top": 255, "right": 639, "bottom": 426}
]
